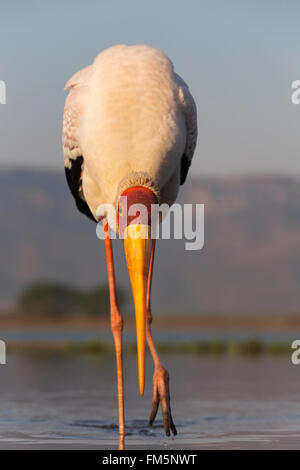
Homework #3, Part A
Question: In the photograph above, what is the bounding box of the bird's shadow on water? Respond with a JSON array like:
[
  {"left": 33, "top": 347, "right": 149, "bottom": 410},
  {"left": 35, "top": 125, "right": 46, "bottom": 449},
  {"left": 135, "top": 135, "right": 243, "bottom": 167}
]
[{"left": 70, "top": 419, "right": 189, "bottom": 437}]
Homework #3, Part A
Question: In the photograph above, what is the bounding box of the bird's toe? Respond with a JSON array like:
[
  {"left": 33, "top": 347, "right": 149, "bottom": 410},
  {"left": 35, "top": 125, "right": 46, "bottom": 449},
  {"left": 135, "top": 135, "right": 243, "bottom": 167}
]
[{"left": 148, "top": 365, "right": 177, "bottom": 436}]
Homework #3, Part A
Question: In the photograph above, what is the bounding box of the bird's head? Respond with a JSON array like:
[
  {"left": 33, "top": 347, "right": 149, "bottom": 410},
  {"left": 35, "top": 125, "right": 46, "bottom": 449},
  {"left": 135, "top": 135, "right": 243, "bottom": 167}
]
[{"left": 118, "top": 186, "right": 157, "bottom": 395}]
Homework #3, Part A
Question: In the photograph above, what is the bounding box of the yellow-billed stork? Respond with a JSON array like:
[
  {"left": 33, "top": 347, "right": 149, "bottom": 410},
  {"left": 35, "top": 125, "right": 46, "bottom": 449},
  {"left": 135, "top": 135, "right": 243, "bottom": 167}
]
[{"left": 62, "top": 45, "right": 197, "bottom": 449}]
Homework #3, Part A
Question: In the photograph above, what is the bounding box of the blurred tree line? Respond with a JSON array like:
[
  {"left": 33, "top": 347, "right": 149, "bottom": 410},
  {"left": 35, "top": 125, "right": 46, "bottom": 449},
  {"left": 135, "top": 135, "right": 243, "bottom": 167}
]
[{"left": 17, "top": 281, "right": 126, "bottom": 317}]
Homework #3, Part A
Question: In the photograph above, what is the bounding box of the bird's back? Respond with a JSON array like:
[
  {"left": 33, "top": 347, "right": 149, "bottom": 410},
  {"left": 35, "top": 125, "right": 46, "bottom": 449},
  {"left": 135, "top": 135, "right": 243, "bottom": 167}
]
[
  {"left": 63, "top": 45, "right": 197, "bottom": 223},
  {"left": 78, "top": 46, "right": 186, "bottom": 201}
]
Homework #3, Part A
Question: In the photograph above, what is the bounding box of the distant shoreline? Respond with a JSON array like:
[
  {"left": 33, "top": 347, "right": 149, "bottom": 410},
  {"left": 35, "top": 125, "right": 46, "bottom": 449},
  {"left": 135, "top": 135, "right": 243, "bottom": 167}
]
[
  {"left": 1, "top": 314, "right": 300, "bottom": 331},
  {"left": 6, "top": 337, "right": 292, "bottom": 357}
]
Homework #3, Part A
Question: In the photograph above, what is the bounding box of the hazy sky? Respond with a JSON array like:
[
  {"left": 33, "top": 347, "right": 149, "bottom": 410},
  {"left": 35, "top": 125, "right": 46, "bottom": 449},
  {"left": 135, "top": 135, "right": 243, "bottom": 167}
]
[{"left": 0, "top": 0, "right": 299, "bottom": 176}]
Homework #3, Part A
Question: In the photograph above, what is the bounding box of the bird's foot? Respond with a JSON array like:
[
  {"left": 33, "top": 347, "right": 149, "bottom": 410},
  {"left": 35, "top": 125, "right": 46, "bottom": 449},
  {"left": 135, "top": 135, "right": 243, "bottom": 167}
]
[{"left": 148, "top": 365, "right": 177, "bottom": 436}]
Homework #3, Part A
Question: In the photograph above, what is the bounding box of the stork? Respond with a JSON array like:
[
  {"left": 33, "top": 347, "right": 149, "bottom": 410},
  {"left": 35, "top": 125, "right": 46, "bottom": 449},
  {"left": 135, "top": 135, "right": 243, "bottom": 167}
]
[{"left": 62, "top": 45, "right": 197, "bottom": 449}]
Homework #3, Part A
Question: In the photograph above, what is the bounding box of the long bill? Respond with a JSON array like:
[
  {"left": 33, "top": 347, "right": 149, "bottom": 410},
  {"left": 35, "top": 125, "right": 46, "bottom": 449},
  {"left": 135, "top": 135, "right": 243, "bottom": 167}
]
[{"left": 123, "top": 223, "right": 152, "bottom": 396}]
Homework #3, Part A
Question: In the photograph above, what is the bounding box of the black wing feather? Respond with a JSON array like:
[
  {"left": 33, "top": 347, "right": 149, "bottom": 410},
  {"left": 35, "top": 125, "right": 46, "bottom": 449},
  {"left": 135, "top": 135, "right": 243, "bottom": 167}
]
[
  {"left": 180, "top": 153, "right": 191, "bottom": 185},
  {"left": 64, "top": 156, "right": 96, "bottom": 222}
]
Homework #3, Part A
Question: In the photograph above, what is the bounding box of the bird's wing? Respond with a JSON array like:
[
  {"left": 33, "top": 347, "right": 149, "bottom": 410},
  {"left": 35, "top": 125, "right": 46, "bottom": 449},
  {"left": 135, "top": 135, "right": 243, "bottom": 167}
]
[
  {"left": 174, "top": 72, "right": 198, "bottom": 185},
  {"left": 63, "top": 65, "right": 96, "bottom": 222}
]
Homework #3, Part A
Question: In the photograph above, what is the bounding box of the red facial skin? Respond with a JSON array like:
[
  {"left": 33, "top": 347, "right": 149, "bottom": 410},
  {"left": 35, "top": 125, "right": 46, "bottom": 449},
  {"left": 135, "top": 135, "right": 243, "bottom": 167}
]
[{"left": 118, "top": 186, "right": 157, "bottom": 237}]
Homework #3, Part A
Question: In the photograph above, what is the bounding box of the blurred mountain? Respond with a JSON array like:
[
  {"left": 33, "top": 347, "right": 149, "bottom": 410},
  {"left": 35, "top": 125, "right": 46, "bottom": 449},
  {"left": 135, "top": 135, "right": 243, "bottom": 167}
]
[{"left": 0, "top": 169, "right": 299, "bottom": 314}]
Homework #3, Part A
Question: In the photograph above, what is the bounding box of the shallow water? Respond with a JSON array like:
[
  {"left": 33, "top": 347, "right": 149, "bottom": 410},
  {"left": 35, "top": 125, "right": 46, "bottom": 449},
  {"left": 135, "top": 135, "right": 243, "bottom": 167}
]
[{"left": 0, "top": 353, "right": 300, "bottom": 449}]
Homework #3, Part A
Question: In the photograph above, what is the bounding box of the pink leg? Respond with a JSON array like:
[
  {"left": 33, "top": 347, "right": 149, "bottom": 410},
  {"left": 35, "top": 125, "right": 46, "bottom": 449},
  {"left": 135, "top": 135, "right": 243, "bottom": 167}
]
[
  {"left": 103, "top": 220, "right": 125, "bottom": 450},
  {"left": 146, "top": 240, "right": 177, "bottom": 436}
]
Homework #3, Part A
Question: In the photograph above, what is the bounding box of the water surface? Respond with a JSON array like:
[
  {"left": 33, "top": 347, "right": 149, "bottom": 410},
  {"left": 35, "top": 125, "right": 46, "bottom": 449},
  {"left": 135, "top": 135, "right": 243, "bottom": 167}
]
[{"left": 0, "top": 353, "right": 300, "bottom": 449}]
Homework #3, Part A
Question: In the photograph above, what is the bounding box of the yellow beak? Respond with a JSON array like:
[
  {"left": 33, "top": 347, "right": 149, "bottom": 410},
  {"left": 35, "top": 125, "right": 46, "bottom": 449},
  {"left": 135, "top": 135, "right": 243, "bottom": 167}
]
[{"left": 123, "top": 223, "right": 152, "bottom": 396}]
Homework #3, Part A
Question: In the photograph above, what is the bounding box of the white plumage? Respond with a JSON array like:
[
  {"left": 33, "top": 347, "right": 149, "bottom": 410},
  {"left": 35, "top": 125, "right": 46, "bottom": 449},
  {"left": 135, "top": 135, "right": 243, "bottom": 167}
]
[
  {"left": 62, "top": 45, "right": 198, "bottom": 448},
  {"left": 63, "top": 45, "right": 197, "bottom": 230}
]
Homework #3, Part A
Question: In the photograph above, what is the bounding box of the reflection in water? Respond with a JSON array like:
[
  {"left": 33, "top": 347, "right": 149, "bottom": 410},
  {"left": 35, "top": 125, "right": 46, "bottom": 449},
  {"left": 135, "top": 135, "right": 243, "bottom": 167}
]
[{"left": 0, "top": 353, "right": 300, "bottom": 449}]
